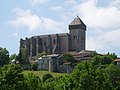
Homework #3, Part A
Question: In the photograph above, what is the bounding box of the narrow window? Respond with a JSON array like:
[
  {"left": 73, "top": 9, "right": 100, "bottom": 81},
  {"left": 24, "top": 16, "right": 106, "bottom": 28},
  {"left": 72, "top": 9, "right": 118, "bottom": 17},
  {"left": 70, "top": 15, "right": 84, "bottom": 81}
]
[
  {"left": 73, "top": 36, "right": 77, "bottom": 39},
  {"left": 53, "top": 39, "right": 56, "bottom": 44},
  {"left": 44, "top": 42, "right": 46, "bottom": 46}
]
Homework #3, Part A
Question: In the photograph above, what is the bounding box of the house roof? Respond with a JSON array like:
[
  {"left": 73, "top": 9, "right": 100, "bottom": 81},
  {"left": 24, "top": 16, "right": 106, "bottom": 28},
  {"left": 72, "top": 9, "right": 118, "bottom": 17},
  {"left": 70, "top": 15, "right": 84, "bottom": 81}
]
[
  {"left": 69, "top": 50, "right": 97, "bottom": 60},
  {"left": 69, "top": 50, "right": 96, "bottom": 57},
  {"left": 42, "top": 54, "right": 60, "bottom": 58},
  {"left": 114, "top": 58, "right": 120, "bottom": 62},
  {"left": 78, "top": 50, "right": 96, "bottom": 54},
  {"left": 69, "top": 16, "right": 86, "bottom": 27},
  {"left": 30, "top": 33, "right": 69, "bottom": 39},
  {"left": 63, "top": 62, "right": 71, "bottom": 65}
]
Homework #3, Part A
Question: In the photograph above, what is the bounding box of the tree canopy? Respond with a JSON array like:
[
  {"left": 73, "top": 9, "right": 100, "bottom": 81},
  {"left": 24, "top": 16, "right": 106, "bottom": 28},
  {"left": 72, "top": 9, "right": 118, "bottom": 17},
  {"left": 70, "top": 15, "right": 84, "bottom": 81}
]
[
  {"left": 0, "top": 48, "right": 119, "bottom": 90},
  {"left": 63, "top": 53, "right": 74, "bottom": 62},
  {"left": 10, "top": 53, "right": 17, "bottom": 61},
  {"left": 0, "top": 47, "right": 9, "bottom": 67},
  {"left": 35, "top": 52, "right": 47, "bottom": 60},
  {"left": 17, "top": 47, "right": 29, "bottom": 64}
]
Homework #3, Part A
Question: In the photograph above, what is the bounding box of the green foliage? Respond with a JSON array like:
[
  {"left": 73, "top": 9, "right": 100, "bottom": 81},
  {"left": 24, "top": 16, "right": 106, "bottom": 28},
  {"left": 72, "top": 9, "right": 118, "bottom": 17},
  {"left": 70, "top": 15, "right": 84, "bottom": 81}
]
[
  {"left": 107, "top": 52, "right": 117, "bottom": 59},
  {"left": 92, "top": 53, "right": 117, "bottom": 66},
  {"left": 0, "top": 47, "right": 9, "bottom": 67},
  {"left": 18, "top": 47, "right": 29, "bottom": 64},
  {"left": 17, "top": 48, "right": 30, "bottom": 69},
  {"left": 106, "top": 64, "right": 120, "bottom": 90},
  {"left": 63, "top": 53, "right": 74, "bottom": 62},
  {"left": 35, "top": 52, "right": 47, "bottom": 60},
  {"left": 71, "top": 61, "right": 112, "bottom": 90},
  {"left": 0, "top": 53, "right": 120, "bottom": 90},
  {"left": 42, "top": 74, "right": 55, "bottom": 90},
  {"left": 0, "top": 64, "right": 24, "bottom": 90},
  {"left": 23, "top": 70, "right": 66, "bottom": 78},
  {"left": 31, "top": 63, "right": 37, "bottom": 71},
  {"left": 0, "top": 64, "right": 42, "bottom": 90},
  {"left": 93, "top": 54, "right": 113, "bottom": 65},
  {"left": 24, "top": 73, "right": 42, "bottom": 90},
  {"left": 10, "top": 53, "right": 17, "bottom": 61},
  {"left": 42, "top": 78, "right": 55, "bottom": 90},
  {"left": 54, "top": 75, "right": 73, "bottom": 90},
  {"left": 42, "top": 73, "right": 54, "bottom": 82}
]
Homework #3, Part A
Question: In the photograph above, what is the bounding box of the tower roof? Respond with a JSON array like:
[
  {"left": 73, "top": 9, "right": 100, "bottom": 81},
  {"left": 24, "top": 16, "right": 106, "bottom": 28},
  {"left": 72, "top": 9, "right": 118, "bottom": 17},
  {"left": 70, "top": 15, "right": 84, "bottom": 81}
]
[
  {"left": 69, "top": 16, "right": 86, "bottom": 30},
  {"left": 69, "top": 16, "right": 86, "bottom": 26}
]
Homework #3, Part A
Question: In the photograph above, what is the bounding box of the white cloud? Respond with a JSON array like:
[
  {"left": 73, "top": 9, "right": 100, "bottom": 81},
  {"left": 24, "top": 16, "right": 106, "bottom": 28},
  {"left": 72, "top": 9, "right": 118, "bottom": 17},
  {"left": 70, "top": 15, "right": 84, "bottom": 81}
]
[
  {"left": 29, "top": 0, "right": 49, "bottom": 6},
  {"left": 103, "top": 29, "right": 120, "bottom": 47},
  {"left": 72, "top": 0, "right": 120, "bottom": 54},
  {"left": 40, "top": 16, "right": 64, "bottom": 32},
  {"left": 7, "top": 0, "right": 120, "bottom": 55},
  {"left": 87, "top": 29, "right": 120, "bottom": 52},
  {"left": 75, "top": 0, "right": 120, "bottom": 29},
  {"left": 8, "top": 8, "right": 41, "bottom": 32},
  {"left": 65, "top": 0, "right": 77, "bottom": 5},
  {"left": 109, "top": 0, "right": 120, "bottom": 9},
  {"left": 51, "top": 6, "right": 63, "bottom": 11},
  {"left": 8, "top": 8, "right": 64, "bottom": 33}
]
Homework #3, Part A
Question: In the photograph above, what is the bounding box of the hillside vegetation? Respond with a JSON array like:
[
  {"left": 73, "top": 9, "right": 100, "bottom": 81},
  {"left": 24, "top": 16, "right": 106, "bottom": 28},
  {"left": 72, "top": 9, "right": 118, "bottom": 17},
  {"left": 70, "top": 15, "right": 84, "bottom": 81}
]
[{"left": 23, "top": 70, "right": 66, "bottom": 78}]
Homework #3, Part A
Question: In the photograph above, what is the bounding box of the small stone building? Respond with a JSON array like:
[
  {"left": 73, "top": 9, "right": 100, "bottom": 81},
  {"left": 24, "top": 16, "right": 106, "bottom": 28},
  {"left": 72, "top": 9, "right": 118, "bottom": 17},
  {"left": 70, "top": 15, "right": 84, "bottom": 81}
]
[
  {"left": 114, "top": 58, "right": 120, "bottom": 67},
  {"left": 36, "top": 54, "right": 63, "bottom": 72}
]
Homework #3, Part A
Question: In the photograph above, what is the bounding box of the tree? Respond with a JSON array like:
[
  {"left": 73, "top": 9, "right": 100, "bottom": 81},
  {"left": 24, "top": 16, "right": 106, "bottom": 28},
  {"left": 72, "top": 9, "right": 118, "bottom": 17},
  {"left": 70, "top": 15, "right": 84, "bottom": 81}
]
[
  {"left": 18, "top": 47, "right": 29, "bottom": 64},
  {"left": 71, "top": 61, "right": 112, "bottom": 90},
  {"left": 42, "top": 73, "right": 54, "bottom": 82},
  {"left": 107, "top": 52, "right": 117, "bottom": 60},
  {"left": 24, "top": 73, "right": 42, "bottom": 90},
  {"left": 35, "top": 52, "right": 47, "bottom": 60},
  {"left": 54, "top": 75, "right": 73, "bottom": 90},
  {"left": 106, "top": 64, "right": 120, "bottom": 90},
  {"left": 17, "top": 47, "right": 30, "bottom": 70},
  {"left": 10, "top": 53, "right": 17, "bottom": 61},
  {"left": 0, "top": 47, "right": 9, "bottom": 67},
  {"left": 92, "top": 54, "right": 112, "bottom": 65},
  {"left": 101, "top": 55, "right": 112, "bottom": 64},
  {"left": 0, "top": 64, "right": 24, "bottom": 90},
  {"left": 63, "top": 53, "right": 74, "bottom": 62},
  {"left": 31, "top": 63, "right": 37, "bottom": 71}
]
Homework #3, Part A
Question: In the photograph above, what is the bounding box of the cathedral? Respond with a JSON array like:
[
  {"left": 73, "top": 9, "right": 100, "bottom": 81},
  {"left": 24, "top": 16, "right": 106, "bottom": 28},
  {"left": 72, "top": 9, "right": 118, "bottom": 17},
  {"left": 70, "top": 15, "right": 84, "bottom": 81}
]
[{"left": 20, "top": 16, "right": 86, "bottom": 60}]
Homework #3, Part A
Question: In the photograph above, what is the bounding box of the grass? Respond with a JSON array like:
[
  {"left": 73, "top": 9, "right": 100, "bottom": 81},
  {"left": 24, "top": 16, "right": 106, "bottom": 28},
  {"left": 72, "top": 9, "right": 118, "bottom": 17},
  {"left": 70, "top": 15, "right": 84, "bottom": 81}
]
[{"left": 23, "top": 70, "right": 67, "bottom": 78}]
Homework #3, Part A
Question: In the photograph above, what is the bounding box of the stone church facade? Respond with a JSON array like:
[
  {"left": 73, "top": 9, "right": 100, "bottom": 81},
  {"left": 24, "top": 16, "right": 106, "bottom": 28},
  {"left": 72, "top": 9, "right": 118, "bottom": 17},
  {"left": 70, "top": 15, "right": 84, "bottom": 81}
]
[{"left": 20, "top": 16, "right": 86, "bottom": 60}]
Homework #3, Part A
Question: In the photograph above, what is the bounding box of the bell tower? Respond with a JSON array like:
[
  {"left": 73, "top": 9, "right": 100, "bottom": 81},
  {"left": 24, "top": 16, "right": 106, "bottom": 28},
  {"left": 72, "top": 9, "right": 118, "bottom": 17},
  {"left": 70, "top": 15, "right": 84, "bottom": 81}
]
[{"left": 69, "top": 16, "right": 86, "bottom": 51}]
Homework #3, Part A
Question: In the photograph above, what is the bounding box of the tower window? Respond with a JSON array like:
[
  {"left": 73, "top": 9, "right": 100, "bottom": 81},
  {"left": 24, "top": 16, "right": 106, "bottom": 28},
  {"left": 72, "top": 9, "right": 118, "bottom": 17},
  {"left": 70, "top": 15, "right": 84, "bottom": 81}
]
[
  {"left": 44, "top": 42, "right": 46, "bottom": 46},
  {"left": 53, "top": 39, "right": 56, "bottom": 44},
  {"left": 73, "top": 36, "right": 77, "bottom": 39}
]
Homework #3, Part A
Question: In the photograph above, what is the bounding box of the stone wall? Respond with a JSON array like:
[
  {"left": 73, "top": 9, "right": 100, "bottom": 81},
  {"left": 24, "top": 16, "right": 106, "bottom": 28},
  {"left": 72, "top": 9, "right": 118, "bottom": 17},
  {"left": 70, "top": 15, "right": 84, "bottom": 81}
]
[{"left": 37, "top": 54, "right": 63, "bottom": 72}]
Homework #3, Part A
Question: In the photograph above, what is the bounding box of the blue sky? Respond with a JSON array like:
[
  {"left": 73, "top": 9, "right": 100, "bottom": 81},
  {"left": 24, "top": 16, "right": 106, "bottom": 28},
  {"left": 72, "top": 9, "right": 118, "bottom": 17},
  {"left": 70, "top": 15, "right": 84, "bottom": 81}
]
[{"left": 0, "top": 0, "right": 120, "bottom": 56}]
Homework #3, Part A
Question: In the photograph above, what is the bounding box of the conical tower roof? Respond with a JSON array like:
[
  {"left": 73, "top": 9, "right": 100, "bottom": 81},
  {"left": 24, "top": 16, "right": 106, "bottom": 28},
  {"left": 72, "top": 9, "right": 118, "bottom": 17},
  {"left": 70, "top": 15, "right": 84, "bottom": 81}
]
[
  {"left": 69, "top": 16, "right": 86, "bottom": 26},
  {"left": 69, "top": 16, "right": 86, "bottom": 30}
]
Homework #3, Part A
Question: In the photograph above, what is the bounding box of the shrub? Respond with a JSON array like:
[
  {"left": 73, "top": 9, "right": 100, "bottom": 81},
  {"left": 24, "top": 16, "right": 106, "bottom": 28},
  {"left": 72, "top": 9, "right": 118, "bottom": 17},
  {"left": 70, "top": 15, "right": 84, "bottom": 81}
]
[
  {"left": 42, "top": 73, "right": 54, "bottom": 82},
  {"left": 63, "top": 53, "right": 74, "bottom": 62},
  {"left": 31, "top": 63, "right": 37, "bottom": 71}
]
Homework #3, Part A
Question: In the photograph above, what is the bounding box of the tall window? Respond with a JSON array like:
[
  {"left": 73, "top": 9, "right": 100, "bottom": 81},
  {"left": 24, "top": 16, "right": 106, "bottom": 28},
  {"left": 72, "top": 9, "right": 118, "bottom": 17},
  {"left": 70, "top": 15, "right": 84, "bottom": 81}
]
[
  {"left": 53, "top": 39, "right": 56, "bottom": 44},
  {"left": 44, "top": 42, "right": 46, "bottom": 46}
]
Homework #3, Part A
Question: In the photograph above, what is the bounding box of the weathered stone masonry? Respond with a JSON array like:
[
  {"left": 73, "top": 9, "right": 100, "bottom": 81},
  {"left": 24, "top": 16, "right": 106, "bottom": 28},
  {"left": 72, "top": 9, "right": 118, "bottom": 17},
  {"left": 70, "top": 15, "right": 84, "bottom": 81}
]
[{"left": 20, "top": 16, "right": 87, "bottom": 60}]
